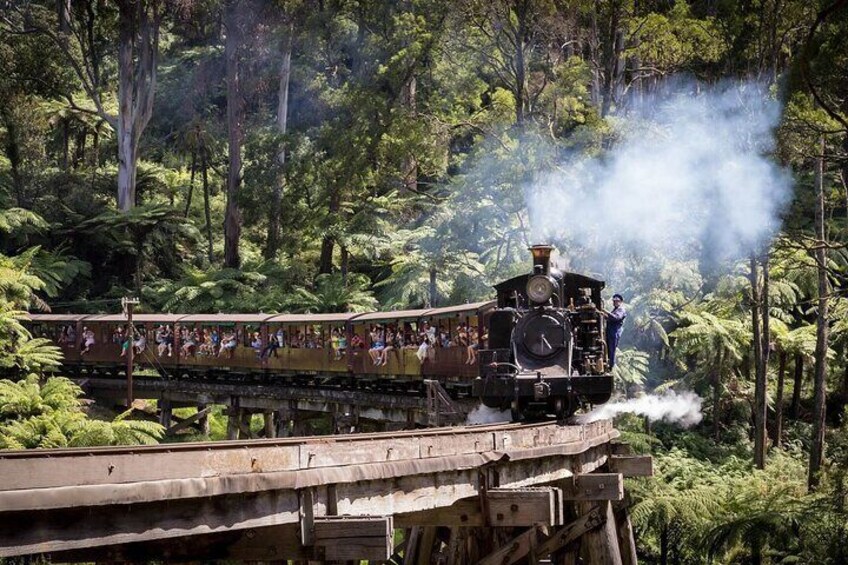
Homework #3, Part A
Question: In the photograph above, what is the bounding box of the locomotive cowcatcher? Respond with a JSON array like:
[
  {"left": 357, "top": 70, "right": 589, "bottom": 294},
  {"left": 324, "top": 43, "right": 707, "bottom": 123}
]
[{"left": 473, "top": 245, "right": 614, "bottom": 420}]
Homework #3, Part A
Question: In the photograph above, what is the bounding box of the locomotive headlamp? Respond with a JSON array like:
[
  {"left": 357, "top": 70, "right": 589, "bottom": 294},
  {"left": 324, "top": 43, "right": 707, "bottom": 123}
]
[{"left": 527, "top": 274, "right": 555, "bottom": 304}]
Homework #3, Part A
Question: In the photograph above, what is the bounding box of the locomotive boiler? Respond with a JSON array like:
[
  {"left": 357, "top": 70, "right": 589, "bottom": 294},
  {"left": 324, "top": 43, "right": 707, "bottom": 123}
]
[{"left": 473, "top": 245, "right": 614, "bottom": 420}]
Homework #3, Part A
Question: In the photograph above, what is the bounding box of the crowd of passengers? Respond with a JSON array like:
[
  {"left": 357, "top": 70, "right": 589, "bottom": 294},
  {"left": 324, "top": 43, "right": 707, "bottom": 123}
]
[{"left": 67, "top": 321, "right": 487, "bottom": 365}]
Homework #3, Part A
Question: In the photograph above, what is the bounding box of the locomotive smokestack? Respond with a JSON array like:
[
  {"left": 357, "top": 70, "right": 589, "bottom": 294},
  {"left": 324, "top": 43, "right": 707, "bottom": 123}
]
[{"left": 529, "top": 244, "right": 554, "bottom": 275}]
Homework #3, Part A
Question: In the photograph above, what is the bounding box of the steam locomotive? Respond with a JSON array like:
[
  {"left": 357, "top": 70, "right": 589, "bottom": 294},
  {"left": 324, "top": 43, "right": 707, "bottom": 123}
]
[{"left": 473, "top": 245, "right": 614, "bottom": 420}]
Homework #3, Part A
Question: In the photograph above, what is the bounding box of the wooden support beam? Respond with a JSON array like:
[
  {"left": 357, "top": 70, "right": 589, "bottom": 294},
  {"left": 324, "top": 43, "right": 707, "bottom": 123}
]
[
  {"left": 313, "top": 516, "right": 393, "bottom": 561},
  {"left": 580, "top": 501, "right": 622, "bottom": 565},
  {"left": 238, "top": 410, "right": 252, "bottom": 439},
  {"left": 416, "top": 526, "right": 438, "bottom": 565},
  {"left": 165, "top": 406, "right": 212, "bottom": 436},
  {"left": 226, "top": 404, "right": 239, "bottom": 440},
  {"left": 532, "top": 505, "right": 604, "bottom": 557},
  {"left": 615, "top": 504, "right": 638, "bottom": 565},
  {"left": 561, "top": 473, "right": 624, "bottom": 501},
  {"left": 158, "top": 398, "right": 172, "bottom": 428},
  {"left": 404, "top": 527, "right": 422, "bottom": 564},
  {"left": 477, "top": 525, "right": 545, "bottom": 565},
  {"left": 264, "top": 410, "right": 276, "bottom": 438},
  {"left": 609, "top": 440, "right": 634, "bottom": 456},
  {"left": 197, "top": 404, "right": 210, "bottom": 435},
  {"left": 608, "top": 455, "right": 653, "bottom": 477},
  {"left": 487, "top": 488, "right": 562, "bottom": 527}
]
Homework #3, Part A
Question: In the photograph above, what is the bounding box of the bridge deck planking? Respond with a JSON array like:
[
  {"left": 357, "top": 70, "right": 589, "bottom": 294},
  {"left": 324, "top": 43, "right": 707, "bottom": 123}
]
[
  {"left": 0, "top": 420, "right": 619, "bottom": 559},
  {"left": 0, "top": 420, "right": 596, "bottom": 490}
]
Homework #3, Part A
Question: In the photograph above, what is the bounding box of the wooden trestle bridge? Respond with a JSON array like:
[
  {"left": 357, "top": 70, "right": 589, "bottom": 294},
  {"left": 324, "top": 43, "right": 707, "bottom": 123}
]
[{"left": 0, "top": 419, "right": 650, "bottom": 563}]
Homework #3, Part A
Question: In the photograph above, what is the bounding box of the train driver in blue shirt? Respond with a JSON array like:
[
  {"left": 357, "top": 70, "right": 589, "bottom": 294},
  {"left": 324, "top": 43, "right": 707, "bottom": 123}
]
[{"left": 602, "top": 293, "right": 626, "bottom": 368}]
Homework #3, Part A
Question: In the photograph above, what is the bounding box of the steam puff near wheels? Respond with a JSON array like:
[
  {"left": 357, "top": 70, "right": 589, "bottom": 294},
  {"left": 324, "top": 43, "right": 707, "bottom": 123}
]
[
  {"left": 576, "top": 390, "right": 703, "bottom": 428},
  {"left": 466, "top": 404, "right": 512, "bottom": 425}
]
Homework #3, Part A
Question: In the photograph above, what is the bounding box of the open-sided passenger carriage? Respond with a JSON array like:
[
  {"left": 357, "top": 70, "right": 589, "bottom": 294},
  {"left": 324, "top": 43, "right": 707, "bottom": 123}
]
[{"left": 27, "top": 301, "right": 495, "bottom": 395}]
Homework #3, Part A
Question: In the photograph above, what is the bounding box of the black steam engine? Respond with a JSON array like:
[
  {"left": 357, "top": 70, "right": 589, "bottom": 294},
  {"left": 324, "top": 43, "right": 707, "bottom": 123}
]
[{"left": 473, "top": 245, "right": 614, "bottom": 420}]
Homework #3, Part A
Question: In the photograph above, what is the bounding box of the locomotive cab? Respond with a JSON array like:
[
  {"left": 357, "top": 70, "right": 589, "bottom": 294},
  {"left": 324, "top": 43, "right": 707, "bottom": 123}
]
[{"left": 473, "top": 245, "right": 614, "bottom": 420}]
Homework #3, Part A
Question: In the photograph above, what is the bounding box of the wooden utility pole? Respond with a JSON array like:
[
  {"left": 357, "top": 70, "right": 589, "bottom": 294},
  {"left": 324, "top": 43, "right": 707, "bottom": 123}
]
[{"left": 123, "top": 297, "right": 139, "bottom": 407}]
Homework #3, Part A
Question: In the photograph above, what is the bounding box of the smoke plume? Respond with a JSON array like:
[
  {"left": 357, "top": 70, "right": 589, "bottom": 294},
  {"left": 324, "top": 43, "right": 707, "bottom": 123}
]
[
  {"left": 526, "top": 81, "right": 792, "bottom": 268},
  {"left": 577, "top": 390, "right": 703, "bottom": 427}
]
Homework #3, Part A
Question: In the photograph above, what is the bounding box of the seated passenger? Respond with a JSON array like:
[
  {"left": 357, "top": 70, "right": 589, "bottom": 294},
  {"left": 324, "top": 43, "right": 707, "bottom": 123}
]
[
  {"left": 81, "top": 327, "right": 95, "bottom": 355},
  {"left": 120, "top": 332, "right": 131, "bottom": 357},
  {"left": 134, "top": 332, "right": 147, "bottom": 355},
  {"left": 337, "top": 331, "right": 347, "bottom": 358},
  {"left": 351, "top": 333, "right": 364, "bottom": 349},
  {"left": 198, "top": 329, "right": 212, "bottom": 356},
  {"left": 416, "top": 337, "right": 431, "bottom": 363},
  {"left": 466, "top": 327, "right": 479, "bottom": 365},
  {"left": 251, "top": 332, "right": 263, "bottom": 357},
  {"left": 262, "top": 330, "right": 280, "bottom": 358},
  {"left": 157, "top": 326, "right": 174, "bottom": 357},
  {"left": 331, "top": 328, "right": 342, "bottom": 360},
  {"left": 218, "top": 331, "right": 237, "bottom": 358},
  {"left": 438, "top": 326, "right": 451, "bottom": 348},
  {"left": 378, "top": 327, "right": 399, "bottom": 366},
  {"left": 181, "top": 329, "right": 198, "bottom": 356},
  {"left": 457, "top": 324, "right": 469, "bottom": 348},
  {"left": 369, "top": 327, "right": 385, "bottom": 365},
  {"left": 210, "top": 329, "right": 220, "bottom": 355}
]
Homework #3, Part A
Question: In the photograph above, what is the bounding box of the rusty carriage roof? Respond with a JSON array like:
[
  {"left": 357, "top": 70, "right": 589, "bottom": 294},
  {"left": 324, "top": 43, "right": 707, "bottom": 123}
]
[{"left": 26, "top": 300, "right": 496, "bottom": 326}]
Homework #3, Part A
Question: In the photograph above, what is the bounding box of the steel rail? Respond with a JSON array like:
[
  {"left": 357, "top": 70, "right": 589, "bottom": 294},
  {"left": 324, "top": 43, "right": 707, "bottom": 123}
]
[{"left": 0, "top": 419, "right": 548, "bottom": 460}]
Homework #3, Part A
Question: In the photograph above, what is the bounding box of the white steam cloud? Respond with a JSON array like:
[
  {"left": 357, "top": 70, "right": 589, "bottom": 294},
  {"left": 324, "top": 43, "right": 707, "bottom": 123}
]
[
  {"left": 527, "top": 81, "right": 792, "bottom": 265},
  {"left": 466, "top": 404, "right": 511, "bottom": 425},
  {"left": 577, "top": 390, "right": 703, "bottom": 427}
]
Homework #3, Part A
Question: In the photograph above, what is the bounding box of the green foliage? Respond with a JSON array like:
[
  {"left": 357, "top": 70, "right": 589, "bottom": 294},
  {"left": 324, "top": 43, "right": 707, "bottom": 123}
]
[
  {"left": 286, "top": 273, "right": 378, "bottom": 313},
  {"left": 0, "top": 375, "right": 164, "bottom": 449}
]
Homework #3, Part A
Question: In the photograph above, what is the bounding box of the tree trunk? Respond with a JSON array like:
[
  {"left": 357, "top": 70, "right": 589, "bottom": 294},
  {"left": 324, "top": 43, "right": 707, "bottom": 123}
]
[
  {"left": 589, "top": 0, "right": 601, "bottom": 108},
  {"left": 264, "top": 23, "right": 293, "bottom": 260},
  {"left": 773, "top": 350, "right": 786, "bottom": 447},
  {"left": 223, "top": 0, "right": 244, "bottom": 269},
  {"left": 340, "top": 245, "right": 349, "bottom": 286},
  {"left": 809, "top": 137, "right": 829, "bottom": 492},
  {"left": 57, "top": 0, "right": 71, "bottom": 33},
  {"left": 400, "top": 74, "right": 417, "bottom": 192},
  {"left": 600, "top": 1, "right": 625, "bottom": 117},
  {"left": 660, "top": 524, "right": 668, "bottom": 565},
  {"left": 714, "top": 350, "right": 723, "bottom": 442},
  {"left": 319, "top": 237, "right": 334, "bottom": 274},
  {"left": 201, "top": 146, "right": 213, "bottom": 263},
  {"left": 115, "top": 0, "right": 158, "bottom": 212},
  {"left": 318, "top": 189, "right": 341, "bottom": 274},
  {"left": 184, "top": 149, "right": 196, "bottom": 218},
  {"left": 751, "top": 254, "right": 767, "bottom": 469},
  {"left": 60, "top": 119, "right": 70, "bottom": 170},
  {"left": 0, "top": 106, "right": 25, "bottom": 207},
  {"left": 752, "top": 536, "right": 763, "bottom": 565},
  {"left": 429, "top": 266, "right": 438, "bottom": 309},
  {"left": 791, "top": 353, "right": 803, "bottom": 419},
  {"left": 513, "top": 3, "right": 528, "bottom": 124}
]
